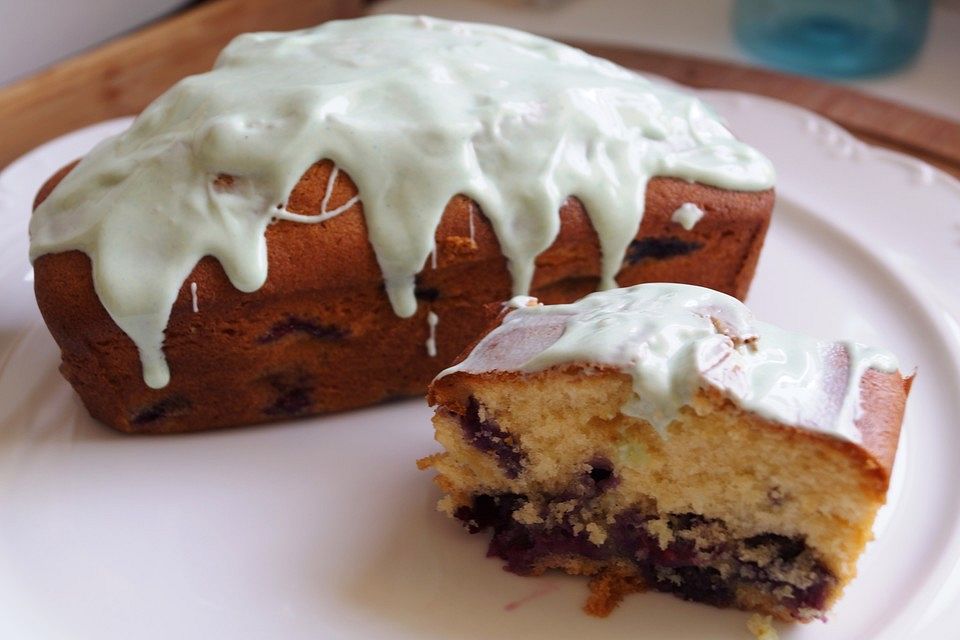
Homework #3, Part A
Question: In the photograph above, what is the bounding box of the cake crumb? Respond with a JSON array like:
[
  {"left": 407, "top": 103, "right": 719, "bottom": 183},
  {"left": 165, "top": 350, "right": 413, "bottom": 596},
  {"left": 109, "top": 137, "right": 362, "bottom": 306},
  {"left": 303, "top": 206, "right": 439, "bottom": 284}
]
[
  {"left": 644, "top": 517, "right": 673, "bottom": 550},
  {"left": 513, "top": 501, "right": 544, "bottom": 525},
  {"left": 584, "top": 572, "right": 644, "bottom": 617},
  {"left": 655, "top": 566, "right": 681, "bottom": 586},
  {"left": 739, "top": 544, "right": 777, "bottom": 567},
  {"left": 585, "top": 522, "right": 607, "bottom": 546},
  {"left": 548, "top": 499, "right": 577, "bottom": 524},
  {"left": 416, "top": 453, "right": 443, "bottom": 470},
  {"left": 746, "top": 614, "right": 778, "bottom": 640},
  {"left": 437, "top": 495, "right": 456, "bottom": 517}
]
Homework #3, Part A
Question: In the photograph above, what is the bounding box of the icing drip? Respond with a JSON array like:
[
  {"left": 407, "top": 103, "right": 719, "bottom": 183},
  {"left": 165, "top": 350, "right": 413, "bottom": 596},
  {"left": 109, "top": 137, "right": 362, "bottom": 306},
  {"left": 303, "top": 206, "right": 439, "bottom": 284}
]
[
  {"left": 29, "top": 15, "right": 774, "bottom": 389},
  {"left": 273, "top": 163, "right": 361, "bottom": 224},
  {"left": 321, "top": 166, "right": 338, "bottom": 215},
  {"left": 426, "top": 310, "right": 440, "bottom": 357},
  {"left": 441, "top": 284, "right": 899, "bottom": 441},
  {"left": 671, "top": 202, "right": 705, "bottom": 231},
  {"left": 190, "top": 281, "right": 199, "bottom": 313}
]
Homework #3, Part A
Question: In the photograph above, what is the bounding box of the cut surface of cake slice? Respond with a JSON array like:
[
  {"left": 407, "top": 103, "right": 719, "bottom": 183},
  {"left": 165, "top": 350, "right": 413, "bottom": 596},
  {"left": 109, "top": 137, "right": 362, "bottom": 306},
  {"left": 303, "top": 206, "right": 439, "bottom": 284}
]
[{"left": 422, "top": 283, "right": 911, "bottom": 622}]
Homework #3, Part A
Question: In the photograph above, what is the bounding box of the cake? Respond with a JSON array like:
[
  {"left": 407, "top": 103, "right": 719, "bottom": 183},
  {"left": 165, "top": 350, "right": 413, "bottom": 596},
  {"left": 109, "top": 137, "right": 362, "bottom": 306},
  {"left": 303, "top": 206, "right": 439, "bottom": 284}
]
[
  {"left": 422, "top": 284, "right": 911, "bottom": 621},
  {"left": 29, "top": 15, "right": 775, "bottom": 434}
]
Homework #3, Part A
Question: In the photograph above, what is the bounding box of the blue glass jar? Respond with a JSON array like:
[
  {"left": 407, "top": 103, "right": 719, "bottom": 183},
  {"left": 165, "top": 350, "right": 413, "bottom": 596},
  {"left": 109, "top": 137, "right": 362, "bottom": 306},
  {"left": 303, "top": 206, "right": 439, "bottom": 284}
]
[{"left": 733, "top": 0, "right": 931, "bottom": 78}]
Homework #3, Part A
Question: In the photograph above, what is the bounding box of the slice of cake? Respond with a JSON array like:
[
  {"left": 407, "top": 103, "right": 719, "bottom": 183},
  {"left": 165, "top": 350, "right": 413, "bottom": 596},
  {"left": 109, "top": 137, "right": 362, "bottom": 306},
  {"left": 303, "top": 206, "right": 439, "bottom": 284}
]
[{"left": 422, "top": 284, "right": 911, "bottom": 622}]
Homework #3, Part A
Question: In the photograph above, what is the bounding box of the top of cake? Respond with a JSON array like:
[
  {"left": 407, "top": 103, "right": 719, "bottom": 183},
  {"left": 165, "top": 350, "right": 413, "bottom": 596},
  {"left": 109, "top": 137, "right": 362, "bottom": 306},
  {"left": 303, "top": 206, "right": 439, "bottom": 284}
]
[
  {"left": 439, "top": 283, "right": 899, "bottom": 442},
  {"left": 29, "top": 14, "right": 775, "bottom": 389}
]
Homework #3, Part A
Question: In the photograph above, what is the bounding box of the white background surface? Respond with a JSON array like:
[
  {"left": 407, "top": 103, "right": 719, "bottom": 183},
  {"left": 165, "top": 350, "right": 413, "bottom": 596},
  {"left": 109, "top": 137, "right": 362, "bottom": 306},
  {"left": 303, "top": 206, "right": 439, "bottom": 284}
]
[{"left": 1, "top": 90, "right": 960, "bottom": 640}]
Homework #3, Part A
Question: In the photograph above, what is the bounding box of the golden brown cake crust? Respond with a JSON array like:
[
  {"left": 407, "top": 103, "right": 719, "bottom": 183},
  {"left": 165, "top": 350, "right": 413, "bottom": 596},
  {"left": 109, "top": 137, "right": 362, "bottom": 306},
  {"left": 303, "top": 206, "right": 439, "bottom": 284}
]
[
  {"left": 33, "top": 160, "right": 772, "bottom": 433},
  {"left": 854, "top": 368, "right": 913, "bottom": 485}
]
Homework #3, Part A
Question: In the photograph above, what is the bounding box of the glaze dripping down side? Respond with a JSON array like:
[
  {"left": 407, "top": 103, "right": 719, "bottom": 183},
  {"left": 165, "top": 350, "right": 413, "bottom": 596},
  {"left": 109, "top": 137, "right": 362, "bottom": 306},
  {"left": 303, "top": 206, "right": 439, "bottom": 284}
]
[{"left": 29, "top": 14, "right": 775, "bottom": 388}]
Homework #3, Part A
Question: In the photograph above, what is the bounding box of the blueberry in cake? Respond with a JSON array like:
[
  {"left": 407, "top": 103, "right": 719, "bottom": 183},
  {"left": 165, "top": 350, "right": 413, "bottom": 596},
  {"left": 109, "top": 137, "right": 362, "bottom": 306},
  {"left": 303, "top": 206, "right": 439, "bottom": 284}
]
[{"left": 421, "top": 283, "right": 911, "bottom": 621}]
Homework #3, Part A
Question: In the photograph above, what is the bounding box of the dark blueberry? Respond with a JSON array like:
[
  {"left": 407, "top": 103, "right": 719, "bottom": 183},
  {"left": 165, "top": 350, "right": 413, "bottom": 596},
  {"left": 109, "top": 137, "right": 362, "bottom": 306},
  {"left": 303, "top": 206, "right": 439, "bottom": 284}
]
[
  {"left": 257, "top": 316, "right": 348, "bottom": 343},
  {"left": 744, "top": 533, "right": 807, "bottom": 563},
  {"left": 488, "top": 523, "right": 538, "bottom": 570},
  {"left": 664, "top": 566, "right": 733, "bottom": 607},
  {"left": 490, "top": 517, "right": 599, "bottom": 575},
  {"left": 458, "top": 491, "right": 835, "bottom": 619},
  {"left": 607, "top": 509, "right": 656, "bottom": 557},
  {"left": 459, "top": 398, "right": 525, "bottom": 478},
  {"left": 589, "top": 466, "right": 612, "bottom": 483},
  {"left": 585, "top": 457, "right": 619, "bottom": 493},
  {"left": 793, "top": 570, "right": 834, "bottom": 612},
  {"left": 262, "top": 373, "right": 314, "bottom": 416},
  {"left": 414, "top": 286, "right": 440, "bottom": 302},
  {"left": 455, "top": 493, "right": 601, "bottom": 574},
  {"left": 654, "top": 539, "right": 699, "bottom": 568},
  {"left": 670, "top": 512, "right": 711, "bottom": 532},
  {"left": 264, "top": 387, "right": 312, "bottom": 416},
  {"left": 624, "top": 237, "right": 703, "bottom": 264},
  {"left": 131, "top": 395, "right": 191, "bottom": 425},
  {"left": 455, "top": 494, "right": 522, "bottom": 533}
]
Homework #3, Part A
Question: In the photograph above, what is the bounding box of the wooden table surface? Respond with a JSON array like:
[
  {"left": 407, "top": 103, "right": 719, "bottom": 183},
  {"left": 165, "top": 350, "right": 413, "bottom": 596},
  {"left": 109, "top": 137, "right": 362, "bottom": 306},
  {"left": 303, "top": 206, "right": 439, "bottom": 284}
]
[{"left": 1, "top": 0, "right": 958, "bottom": 180}]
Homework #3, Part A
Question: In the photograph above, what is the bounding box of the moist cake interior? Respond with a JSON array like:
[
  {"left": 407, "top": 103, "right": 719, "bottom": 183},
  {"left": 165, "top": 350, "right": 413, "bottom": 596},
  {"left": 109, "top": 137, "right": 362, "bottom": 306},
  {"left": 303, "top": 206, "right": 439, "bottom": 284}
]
[{"left": 423, "top": 370, "right": 890, "bottom": 622}]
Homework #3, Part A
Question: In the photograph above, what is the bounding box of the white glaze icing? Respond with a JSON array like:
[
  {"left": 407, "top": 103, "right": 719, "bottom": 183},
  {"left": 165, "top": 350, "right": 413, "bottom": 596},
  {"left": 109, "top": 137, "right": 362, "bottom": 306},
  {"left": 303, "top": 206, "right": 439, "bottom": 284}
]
[
  {"left": 441, "top": 283, "right": 899, "bottom": 441},
  {"left": 671, "top": 202, "right": 704, "bottom": 231},
  {"left": 426, "top": 310, "right": 440, "bottom": 357},
  {"left": 190, "top": 281, "right": 199, "bottom": 313},
  {"left": 29, "top": 14, "right": 774, "bottom": 389},
  {"left": 321, "top": 166, "right": 339, "bottom": 215}
]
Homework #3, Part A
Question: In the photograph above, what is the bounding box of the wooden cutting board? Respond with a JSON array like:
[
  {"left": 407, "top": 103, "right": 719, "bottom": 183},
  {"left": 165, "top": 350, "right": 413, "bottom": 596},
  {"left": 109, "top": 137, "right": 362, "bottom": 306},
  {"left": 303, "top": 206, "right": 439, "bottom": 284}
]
[{"left": 1, "top": 0, "right": 958, "bottom": 180}]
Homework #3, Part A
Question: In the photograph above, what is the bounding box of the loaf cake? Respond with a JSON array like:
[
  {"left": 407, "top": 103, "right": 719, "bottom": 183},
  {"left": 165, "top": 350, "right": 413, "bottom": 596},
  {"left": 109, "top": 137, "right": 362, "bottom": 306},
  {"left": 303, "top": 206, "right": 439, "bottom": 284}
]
[
  {"left": 29, "top": 15, "right": 774, "bottom": 434},
  {"left": 423, "top": 284, "right": 911, "bottom": 622}
]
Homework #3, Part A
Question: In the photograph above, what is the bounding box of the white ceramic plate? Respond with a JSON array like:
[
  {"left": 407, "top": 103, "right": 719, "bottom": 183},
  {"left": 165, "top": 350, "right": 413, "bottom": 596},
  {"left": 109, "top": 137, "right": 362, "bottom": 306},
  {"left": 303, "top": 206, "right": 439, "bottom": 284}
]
[{"left": 1, "top": 92, "right": 959, "bottom": 640}]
